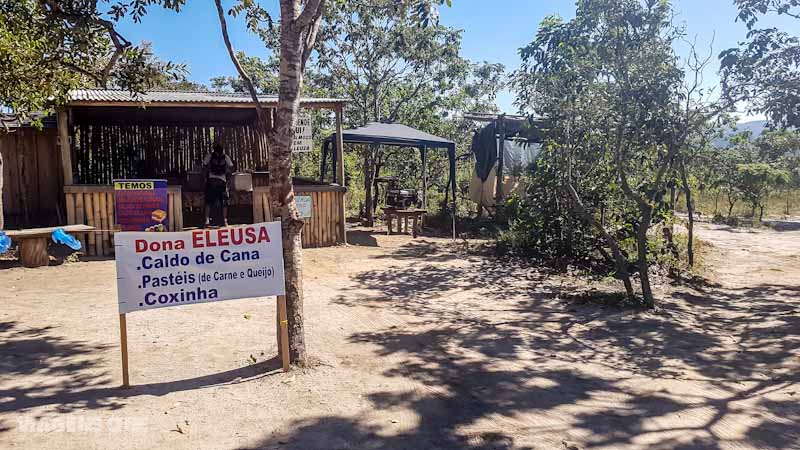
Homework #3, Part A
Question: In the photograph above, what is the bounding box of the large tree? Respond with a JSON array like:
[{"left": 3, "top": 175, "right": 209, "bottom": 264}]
[
  {"left": 214, "top": 0, "right": 452, "bottom": 365},
  {"left": 513, "top": 0, "right": 725, "bottom": 306},
  {"left": 214, "top": 0, "right": 499, "bottom": 226},
  {"left": 720, "top": 0, "right": 800, "bottom": 127}
]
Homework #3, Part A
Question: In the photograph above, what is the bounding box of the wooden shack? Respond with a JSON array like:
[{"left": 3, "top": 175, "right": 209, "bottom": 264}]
[
  {"left": 0, "top": 114, "right": 63, "bottom": 228},
  {"left": 2, "top": 89, "right": 348, "bottom": 256}
]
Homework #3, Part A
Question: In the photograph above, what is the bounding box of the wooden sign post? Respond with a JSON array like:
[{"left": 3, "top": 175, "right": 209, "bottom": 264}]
[
  {"left": 119, "top": 313, "right": 130, "bottom": 388},
  {"left": 277, "top": 295, "right": 291, "bottom": 371}
]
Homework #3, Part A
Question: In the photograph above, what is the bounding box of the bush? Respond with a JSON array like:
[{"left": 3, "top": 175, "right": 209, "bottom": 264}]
[
  {"left": 496, "top": 162, "right": 600, "bottom": 266},
  {"left": 712, "top": 213, "right": 740, "bottom": 227}
]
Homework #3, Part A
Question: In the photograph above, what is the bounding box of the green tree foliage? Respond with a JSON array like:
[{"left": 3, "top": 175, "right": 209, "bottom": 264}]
[
  {"left": 704, "top": 129, "right": 800, "bottom": 220},
  {"left": 221, "top": 0, "right": 503, "bottom": 222},
  {"left": 0, "top": 0, "right": 186, "bottom": 122},
  {"left": 211, "top": 52, "right": 279, "bottom": 94},
  {"left": 736, "top": 162, "right": 790, "bottom": 219},
  {"left": 720, "top": 0, "right": 800, "bottom": 127},
  {"left": 510, "top": 0, "right": 721, "bottom": 307},
  {"left": 309, "top": 0, "right": 500, "bottom": 224}
]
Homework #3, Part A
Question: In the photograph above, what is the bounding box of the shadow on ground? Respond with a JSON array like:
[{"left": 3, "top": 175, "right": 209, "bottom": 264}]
[
  {"left": 0, "top": 320, "right": 282, "bottom": 432},
  {"left": 245, "top": 240, "right": 799, "bottom": 450}
]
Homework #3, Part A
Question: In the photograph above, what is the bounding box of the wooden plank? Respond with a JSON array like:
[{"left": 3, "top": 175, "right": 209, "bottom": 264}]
[
  {"left": 263, "top": 190, "right": 272, "bottom": 221},
  {"left": 321, "top": 192, "right": 329, "bottom": 246},
  {"left": 107, "top": 192, "right": 116, "bottom": 251},
  {"left": 328, "top": 192, "right": 335, "bottom": 245},
  {"left": 168, "top": 192, "right": 175, "bottom": 232},
  {"left": 316, "top": 192, "right": 323, "bottom": 247},
  {"left": 65, "top": 193, "right": 76, "bottom": 225},
  {"left": 85, "top": 193, "right": 96, "bottom": 256},
  {"left": 93, "top": 193, "right": 104, "bottom": 256},
  {"left": 330, "top": 192, "right": 337, "bottom": 245},
  {"left": 75, "top": 193, "right": 86, "bottom": 250},
  {"left": 98, "top": 193, "right": 109, "bottom": 255},
  {"left": 175, "top": 190, "right": 183, "bottom": 231},
  {"left": 57, "top": 108, "right": 74, "bottom": 185},
  {"left": 311, "top": 192, "right": 319, "bottom": 248},
  {"left": 253, "top": 190, "right": 264, "bottom": 223},
  {"left": 5, "top": 224, "right": 95, "bottom": 238}
]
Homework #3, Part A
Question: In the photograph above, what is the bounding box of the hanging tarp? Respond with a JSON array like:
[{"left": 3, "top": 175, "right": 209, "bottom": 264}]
[{"left": 502, "top": 140, "right": 541, "bottom": 176}]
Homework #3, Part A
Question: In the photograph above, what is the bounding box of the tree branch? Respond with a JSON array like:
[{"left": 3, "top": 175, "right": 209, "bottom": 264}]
[
  {"left": 214, "top": 0, "right": 265, "bottom": 123},
  {"left": 296, "top": 0, "right": 325, "bottom": 29}
]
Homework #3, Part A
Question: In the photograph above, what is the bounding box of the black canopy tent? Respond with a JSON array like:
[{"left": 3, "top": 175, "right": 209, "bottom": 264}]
[{"left": 321, "top": 122, "right": 457, "bottom": 236}]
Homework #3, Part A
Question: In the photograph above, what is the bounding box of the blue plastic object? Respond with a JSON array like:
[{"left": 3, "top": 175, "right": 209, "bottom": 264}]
[
  {"left": 0, "top": 231, "right": 10, "bottom": 254},
  {"left": 52, "top": 228, "right": 82, "bottom": 251}
]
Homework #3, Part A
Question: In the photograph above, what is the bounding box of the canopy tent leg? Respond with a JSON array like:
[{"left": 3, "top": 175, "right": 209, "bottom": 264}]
[
  {"left": 421, "top": 146, "right": 428, "bottom": 210},
  {"left": 495, "top": 114, "right": 506, "bottom": 204},
  {"left": 334, "top": 105, "right": 347, "bottom": 244},
  {"left": 448, "top": 144, "right": 457, "bottom": 240}
]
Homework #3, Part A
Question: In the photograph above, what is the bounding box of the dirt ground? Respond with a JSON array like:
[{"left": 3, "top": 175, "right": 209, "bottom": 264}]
[{"left": 0, "top": 221, "right": 798, "bottom": 450}]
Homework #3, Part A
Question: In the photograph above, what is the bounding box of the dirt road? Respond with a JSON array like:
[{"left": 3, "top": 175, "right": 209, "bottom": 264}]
[{"left": 0, "top": 222, "right": 798, "bottom": 449}]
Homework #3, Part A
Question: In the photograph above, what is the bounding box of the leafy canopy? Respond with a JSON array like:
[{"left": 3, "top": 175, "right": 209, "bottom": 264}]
[{"left": 0, "top": 0, "right": 186, "bottom": 120}]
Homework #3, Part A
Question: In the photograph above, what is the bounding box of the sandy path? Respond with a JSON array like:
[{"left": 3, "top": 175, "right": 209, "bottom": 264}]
[{"left": 0, "top": 224, "right": 798, "bottom": 450}]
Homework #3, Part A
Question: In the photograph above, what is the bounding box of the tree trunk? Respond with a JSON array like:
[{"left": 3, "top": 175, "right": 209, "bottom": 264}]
[
  {"left": 216, "top": 0, "right": 326, "bottom": 367},
  {"left": 637, "top": 208, "right": 655, "bottom": 308},
  {"left": 16, "top": 133, "right": 30, "bottom": 227},
  {"left": 727, "top": 191, "right": 736, "bottom": 218},
  {"left": 263, "top": 0, "right": 329, "bottom": 366},
  {"left": 679, "top": 158, "right": 694, "bottom": 267},
  {"left": 566, "top": 183, "right": 636, "bottom": 300},
  {"left": 786, "top": 188, "right": 791, "bottom": 216}
]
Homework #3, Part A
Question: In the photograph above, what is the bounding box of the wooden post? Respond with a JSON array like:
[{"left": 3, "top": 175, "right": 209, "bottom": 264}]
[
  {"left": 277, "top": 295, "right": 290, "bottom": 372},
  {"left": 421, "top": 146, "right": 428, "bottom": 210},
  {"left": 19, "top": 238, "right": 49, "bottom": 268},
  {"left": 495, "top": 115, "right": 506, "bottom": 205},
  {"left": 334, "top": 105, "right": 347, "bottom": 244},
  {"left": 119, "top": 313, "right": 130, "bottom": 388},
  {"left": 57, "top": 108, "right": 74, "bottom": 186}
]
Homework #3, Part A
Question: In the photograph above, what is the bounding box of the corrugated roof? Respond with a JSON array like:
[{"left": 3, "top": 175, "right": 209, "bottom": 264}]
[
  {"left": 0, "top": 112, "right": 57, "bottom": 129},
  {"left": 68, "top": 89, "right": 347, "bottom": 106}
]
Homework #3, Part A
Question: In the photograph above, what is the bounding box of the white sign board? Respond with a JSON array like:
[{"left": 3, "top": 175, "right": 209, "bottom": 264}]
[
  {"left": 291, "top": 112, "right": 313, "bottom": 153},
  {"left": 115, "top": 222, "right": 286, "bottom": 314},
  {"left": 295, "top": 195, "right": 313, "bottom": 218}
]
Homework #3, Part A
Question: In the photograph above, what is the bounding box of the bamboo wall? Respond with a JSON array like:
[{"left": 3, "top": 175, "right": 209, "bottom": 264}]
[
  {"left": 72, "top": 123, "right": 268, "bottom": 185},
  {"left": 252, "top": 186, "right": 346, "bottom": 248},
  {"left": 0, "top": 128, "right": 62, "bottom": 227},
  {"left": 63, "top": 185, "right": 183, "bottom": 257}
]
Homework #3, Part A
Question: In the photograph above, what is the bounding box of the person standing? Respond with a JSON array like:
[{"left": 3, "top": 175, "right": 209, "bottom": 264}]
[{"left": 203, "top": 143, "right": 234, "bottom": 227}]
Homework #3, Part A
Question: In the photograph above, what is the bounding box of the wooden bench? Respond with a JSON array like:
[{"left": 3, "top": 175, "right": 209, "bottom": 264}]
[
  {"left": 384, "top": 208, "right": 427, "bottom": 238},
  {"left": 5, "top": 225, "right": 96, "bottom": 268}
]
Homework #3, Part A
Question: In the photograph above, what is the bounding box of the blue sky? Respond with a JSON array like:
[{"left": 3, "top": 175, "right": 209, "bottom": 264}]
[{"left": 118, "top": 0, "right": 795, "bottom": 121}]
